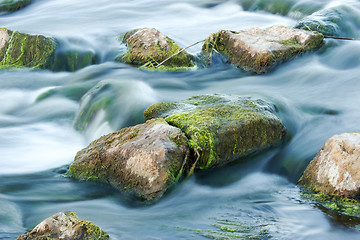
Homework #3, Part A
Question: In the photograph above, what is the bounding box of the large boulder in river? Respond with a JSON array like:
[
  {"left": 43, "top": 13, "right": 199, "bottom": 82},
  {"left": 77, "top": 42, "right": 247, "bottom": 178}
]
[
  {"left": 68, "top": 118, "right": 189, "bottom": 201},
  {"left": 16, "top": 211, "right": 109, "bottom": 240},
  {"left": 0, "top": 0, "right": 31, "bottom": 13},
  {"left": 144, "top": 94, "right": 287, "bottom": 169},
  {"left": 0, "top": 28, "right": 56, "bottom": 69},
  {"left": 299, "top": 133, "right": 360, "bottom": 198},
  {"left": 201, "top": 25, "right": 323, "bottom": 74},
  {"left": 118, "top": 28, "right": 195, "bottom": 70}
]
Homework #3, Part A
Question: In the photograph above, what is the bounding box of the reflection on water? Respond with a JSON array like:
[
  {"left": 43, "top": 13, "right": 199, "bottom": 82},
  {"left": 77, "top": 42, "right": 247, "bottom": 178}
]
[{"left": 1, "top": 0, "right": 360, "bottom": 239}]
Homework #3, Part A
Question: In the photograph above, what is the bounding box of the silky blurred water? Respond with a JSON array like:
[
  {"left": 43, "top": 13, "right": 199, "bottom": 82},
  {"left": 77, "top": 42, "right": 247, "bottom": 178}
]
[{"left": 1, "top": 0, "right": 360, "bottom": 239}]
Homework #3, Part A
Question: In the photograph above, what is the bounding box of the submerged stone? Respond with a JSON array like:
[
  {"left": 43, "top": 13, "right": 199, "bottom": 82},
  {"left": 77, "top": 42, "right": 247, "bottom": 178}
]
[
  {"left": 52, "top": 50, "right": 99, "bottom": 72},
  {"left": 0, "top": 28, "right": 56, "bottom": 69},
  {"left": 239, "top": 0, "right": 296, "bottom": 16},
  {"left": 68, "top": 118, "right": 189, "bottom": 201},
  {"left": 73, "top": 79, "right": 156, "bottom": 137},
  {"left": 16, "top": 211, "right": 109, "bottom": 240},
  {"left": 0, "top": 0, "right": 31, "bottom": 13},
  {"left": 144, "top": 94, "right": 287, "bottom": 169},
  {"left": 299, "top": 133, "right": 360, "bottom": 198},
  {"left": 201, "top": 25, "right": 323, "bottom": 74},
  {"left": 295, "top": 4, "right": 360, "bottom": 37},
  {"left": 118, "top": 28, "right": 195, "bottom": 70}
]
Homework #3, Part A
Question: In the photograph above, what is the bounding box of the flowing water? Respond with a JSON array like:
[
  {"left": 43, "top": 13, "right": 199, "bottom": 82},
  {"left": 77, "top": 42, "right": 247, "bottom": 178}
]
[{"left": 1, "top": 0, "right": 360, "bottom": 239}]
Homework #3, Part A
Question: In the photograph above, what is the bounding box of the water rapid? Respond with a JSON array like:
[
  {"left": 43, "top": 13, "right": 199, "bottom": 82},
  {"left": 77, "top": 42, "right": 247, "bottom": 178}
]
[{"left": 1, "top": 0, "right": 360, "bottom": 239}]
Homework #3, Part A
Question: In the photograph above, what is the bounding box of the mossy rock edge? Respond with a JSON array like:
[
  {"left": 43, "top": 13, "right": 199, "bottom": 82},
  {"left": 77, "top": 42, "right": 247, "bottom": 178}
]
[{"left": 145, "top": 94, "right": 287, "bottom": 169}]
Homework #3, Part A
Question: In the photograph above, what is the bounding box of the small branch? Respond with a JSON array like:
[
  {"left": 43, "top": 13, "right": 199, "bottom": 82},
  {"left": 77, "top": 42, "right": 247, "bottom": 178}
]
[
  {"left": 155, "top": 39, "right": 205, "bottom": 68},
  {"left": 324, "top": 35, "right": 360, "bottom": 41}
]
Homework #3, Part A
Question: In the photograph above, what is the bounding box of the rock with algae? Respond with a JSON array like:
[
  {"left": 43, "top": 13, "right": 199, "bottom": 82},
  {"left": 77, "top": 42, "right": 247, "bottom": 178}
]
[
  {"left": 16, "top": 211, "right": 109, "bottom": 240},
  {"left": 201, "top": 25, "right": 323, "bottom": 74},
  {"left": 0, "top": 28, "right": 99, "bottom": 71},
  {"left": 0, "top": 28, "right": 56, "bottom": 69},
  {"left": 0, "top": 0, "right": 31, "bottom": 13},
  {"left": 298, "top": 132, "right": 360, "bottom": 218},
  {"left": 144, "top": 94, "right": 287, "bottom": 169},
  {"left": 118, "top": 28, "right": 195, "bottom": 70},
  {"left": 68, "top": 118, "right": 189, "bottom": 201}
]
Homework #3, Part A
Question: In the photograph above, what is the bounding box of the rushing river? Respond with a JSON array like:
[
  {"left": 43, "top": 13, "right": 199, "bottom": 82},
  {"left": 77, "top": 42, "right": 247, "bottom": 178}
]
[{"left": 1, "top": 0, "right": 360, "bottom": 239}]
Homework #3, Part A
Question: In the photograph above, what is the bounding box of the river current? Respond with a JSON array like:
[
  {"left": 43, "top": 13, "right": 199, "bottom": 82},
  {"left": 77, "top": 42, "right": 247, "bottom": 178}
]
[{"left": 1, "top": 0, "right": 360, "bottom": 239}]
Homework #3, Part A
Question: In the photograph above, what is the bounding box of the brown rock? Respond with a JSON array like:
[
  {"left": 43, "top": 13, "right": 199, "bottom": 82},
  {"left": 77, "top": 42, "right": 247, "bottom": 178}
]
[
  {"left": 299, "top": 132, "right": 360, "bottom": 197},
  {"left": 68, "top": 118, "right": 189, "bottom": 201},
  {"left": 16, "top": 211, "right": 109, "bottom": 240},
  {"left": 202, "top": 25, "right": 324, "bottom": 74}
]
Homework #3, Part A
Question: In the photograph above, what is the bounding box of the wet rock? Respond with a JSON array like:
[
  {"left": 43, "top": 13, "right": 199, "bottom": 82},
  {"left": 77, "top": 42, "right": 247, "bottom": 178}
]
[
  {"left": 16, "top": 211, "right": 109, "bottom": 240},
  {"left": 0, "top": 28, "right": 98, "bottom": 71},
  {"left": 239, "top": 0, "right": 296, "bottom": 16},
  {"left": 73, "top": 79, "right": 156, "bottom": 139},
  {"left": 144, "top": 94, "right": 287, "bottom": 169},
  {"left": 299, "top": 133, "right": 360, "bottom": 198},
  {"left": 118, "top": 28, "right": 195, "bottom": 70},
  {"left": 0, "top": 0, "right": 31, "bottom": 13},
  {"left": 202, "top": 25, "right": 323, "bottom": 74},
  {"left": 68, "top": 118, "right": 189, "bottom": 201},
  {"left": 0, "top": 28, "right": 56, "bottom": 69},
  {"left": 295, "top": 4, "right": 360, "bottom": 37},
  {"left": 53, "top": 50, "right": 99, "bottom": 72}
]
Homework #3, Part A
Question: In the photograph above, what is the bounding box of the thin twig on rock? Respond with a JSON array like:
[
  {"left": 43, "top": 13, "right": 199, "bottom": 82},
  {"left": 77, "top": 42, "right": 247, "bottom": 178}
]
[
  {"left": 155, "top": 39, "right": 205, "bottom": 68},
  {"left": 324, "top": 35, "right": 360, "bottom": 41}
]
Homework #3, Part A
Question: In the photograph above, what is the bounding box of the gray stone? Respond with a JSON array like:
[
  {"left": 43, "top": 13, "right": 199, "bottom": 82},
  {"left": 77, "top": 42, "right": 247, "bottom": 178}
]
[
  {"left": 16, "top": 211, "right": 109, "bottom": 240},
  {"left": 299, "top": 132, "right": 360, "bottom": 198},
  {"left": 68, "top": 118, "right": 189, "bottom": 201},
  {"left": 202, "top": 25, "right": 323, "bottom": 74}
]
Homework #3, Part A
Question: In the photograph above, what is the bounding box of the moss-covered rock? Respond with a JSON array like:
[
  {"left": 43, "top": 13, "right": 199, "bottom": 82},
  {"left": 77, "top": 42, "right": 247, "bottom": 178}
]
[
  {"left": 0, "top": 28, "right": 99, "bottom": 71},
  {"left": 0, "top": 0, "right": 31, "bottom": 13},
  {"left": 0, "top": 28, "right": 56, "bottom": 69},
  {"left": 145, "top": 94, "right": 287, "bottom": 169},
  {"left": 295, "top": 4, "right": 360, "bottom": 37},
  {"left": 202, "top": 25, "right": 323, "bottom": 74},
  {"left": 68, "top": 118, "right": 189, "bottom": 201},
  {"left": 117, "top": 28, "right": 195, "bottom": 70},
  {"left": 16, "top": 211, "right": 109, "bottom": 240}
]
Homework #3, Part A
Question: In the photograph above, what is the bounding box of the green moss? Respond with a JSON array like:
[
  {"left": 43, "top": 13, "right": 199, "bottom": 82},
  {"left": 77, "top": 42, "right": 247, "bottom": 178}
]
[
  {"left": 185, "top": 95, "right": 224, "bottom": 106},
  {"left": 0, "top": 30, "right": 56, "bottom": 69},
  {"left": 150, "top": 95, "right": 286, "bottom": 169},
  {"left": 300, "top": 185, "right": 360, "bottom": 218},
  {"left": 0, "top": 0, "right": 32, "bottom": 13},
  {"left": 52, "top": 50, "right": 98, "bottom": 72},
  {"left": 144, "top": 102, "right": 178, "bottom": 121},
  {"left": 74, "top": 219, "right": 109, "bottom": 240}
]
